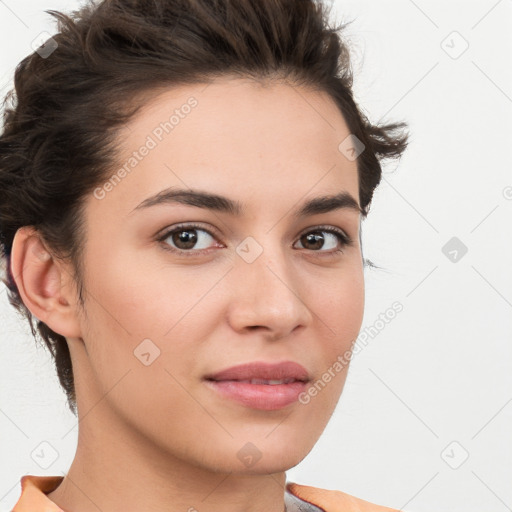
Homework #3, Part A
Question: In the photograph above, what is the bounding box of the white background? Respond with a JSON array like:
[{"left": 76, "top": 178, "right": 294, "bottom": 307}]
[{"left": 1, "top": 1, "right": 511, "bottom": 511}]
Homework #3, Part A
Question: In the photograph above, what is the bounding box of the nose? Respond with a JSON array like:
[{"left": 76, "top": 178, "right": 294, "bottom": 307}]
[{"left": 226, "top": 241, "right": 313, "bottom": 340}]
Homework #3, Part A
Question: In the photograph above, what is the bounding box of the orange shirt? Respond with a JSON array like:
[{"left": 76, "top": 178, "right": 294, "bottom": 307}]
[{"left": 11, "top": 474, "right": 400, "bottom": 512}]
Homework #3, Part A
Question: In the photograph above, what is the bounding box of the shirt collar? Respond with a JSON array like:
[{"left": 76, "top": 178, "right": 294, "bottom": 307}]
[
  {"left": 12, "top": 475, "right": 65, "bottom": 512},
  {"left": 12, "top": 475, "right": 352, "bottom": 512}
]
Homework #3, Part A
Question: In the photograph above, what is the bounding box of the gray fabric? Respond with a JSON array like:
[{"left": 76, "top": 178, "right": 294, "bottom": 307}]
[{"left": 285, "top": 488, "right": 325, "bottom": 512}]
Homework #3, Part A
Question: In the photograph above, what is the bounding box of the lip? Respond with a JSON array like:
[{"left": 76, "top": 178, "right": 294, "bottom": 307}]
[
  {"left": 203, "top": 361, "right": 311, "bottom": 411},
  {"left": 205, "top": 361, "right": 311, "bottom": 382}
]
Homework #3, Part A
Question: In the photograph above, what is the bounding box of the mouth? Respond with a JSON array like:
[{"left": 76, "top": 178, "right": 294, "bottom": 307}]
[
  {"left": 204, "top": 360, "right": 311, "bottom": 383},
  {"left": 203, "top": 361, "right": 311, "bottom": 410},
  {"left": 206, "top": 377, "right": 306, "bottom": 385}
]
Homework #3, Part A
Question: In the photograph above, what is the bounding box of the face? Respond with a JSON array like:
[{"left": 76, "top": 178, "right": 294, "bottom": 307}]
[{"left": 69, "top": 77, "right": 365, "bottom": 474}]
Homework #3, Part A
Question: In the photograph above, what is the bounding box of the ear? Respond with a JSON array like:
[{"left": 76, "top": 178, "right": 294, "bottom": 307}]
[{"left": 10, "top": 226, "right": 83, "bottom": 338}]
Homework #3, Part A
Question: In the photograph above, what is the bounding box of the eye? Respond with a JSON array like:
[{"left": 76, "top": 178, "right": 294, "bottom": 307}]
[
  {"left": 157, "top": 223, "right": 353, "bottom": 257},
  {"left": 158, "top": 223, "right": 220, "bottom": 256},
  {"left": 294, "top": 226, "right": 352, "bottom": 255}
]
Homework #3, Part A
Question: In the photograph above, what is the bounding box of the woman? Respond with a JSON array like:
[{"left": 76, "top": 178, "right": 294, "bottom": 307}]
[{"left": 1, "top": 0, "right": 408, "bottom": 510}]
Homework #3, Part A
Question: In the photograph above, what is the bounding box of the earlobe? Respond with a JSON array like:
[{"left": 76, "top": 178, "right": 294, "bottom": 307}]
[{"left": 10, "top": 226, "right": 82, "bottom": 338}]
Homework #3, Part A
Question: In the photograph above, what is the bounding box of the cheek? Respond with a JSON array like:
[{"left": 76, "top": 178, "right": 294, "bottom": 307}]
[
  {"left": 309, "top": 264, "right": 365, "bottom": 343},
  {"left": 337, "top": 274, "right": 365, "bottom": 338},
  {"left": 78, "top": 250, "right": 224, "bottom": 396},
  {"left": 84, "top": 242, "right": 224, "bottom": 341}
]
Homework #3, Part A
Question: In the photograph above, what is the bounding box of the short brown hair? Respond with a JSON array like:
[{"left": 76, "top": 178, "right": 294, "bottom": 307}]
[{"left": 0, "top": 0, "right": 408, "bottom": 415}]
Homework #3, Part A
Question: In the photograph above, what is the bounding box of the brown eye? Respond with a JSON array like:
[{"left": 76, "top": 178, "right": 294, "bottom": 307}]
[
  {"left": 159, "top": 224, "right": 218, "bottom": 254},
  {"left": 294, "top": 227, "right": 351, "bottom": 254},
  {"left": 299, "top": 231, "right": 328, "bottom": 251},
  {"left": 170, "top": 228, "right": 199, "bottom": 250}
]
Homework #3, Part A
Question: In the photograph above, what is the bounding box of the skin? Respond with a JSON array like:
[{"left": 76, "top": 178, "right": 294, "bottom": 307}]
[{"left": 12, "top": 76, "right": 365, "bottom": 512}]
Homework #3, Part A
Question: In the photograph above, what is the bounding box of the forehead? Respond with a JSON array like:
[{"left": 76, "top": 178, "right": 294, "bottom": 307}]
[
  {"left": 120, "top": 76, "right": 353, "bottom": 159},
  {"left": 89, "top": 77, "right": 360, "bottom": 217}
]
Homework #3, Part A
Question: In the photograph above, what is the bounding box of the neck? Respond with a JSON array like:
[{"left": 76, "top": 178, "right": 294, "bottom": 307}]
[
  {"left": 47, "top": 377, "right": 288, "bottom": 512},
  {"left": 47, "top": 426, "right": 288, "bottom": 512}
]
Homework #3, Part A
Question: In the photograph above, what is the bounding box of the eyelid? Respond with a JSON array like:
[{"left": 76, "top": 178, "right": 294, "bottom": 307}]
[
  {"left": 156, "top": 221, "right": 220, "bottom": 241},
  {"left": 297, "top": 224, "right": 352, "bottom": 243}
]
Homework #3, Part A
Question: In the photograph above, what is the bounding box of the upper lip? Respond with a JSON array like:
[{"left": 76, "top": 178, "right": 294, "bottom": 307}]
[{"left": 205, "top": 361, "right": 311, "bottom": 382}]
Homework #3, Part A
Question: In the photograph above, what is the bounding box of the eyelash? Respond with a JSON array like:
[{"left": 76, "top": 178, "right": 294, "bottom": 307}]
[{"left": 156, "top": 222, "right": 354, "bottom": 258}]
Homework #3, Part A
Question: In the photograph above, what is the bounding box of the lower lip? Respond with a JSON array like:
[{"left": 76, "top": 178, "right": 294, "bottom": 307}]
[{"left": 204, "top": 379, "right": 308, "bottom": 410}]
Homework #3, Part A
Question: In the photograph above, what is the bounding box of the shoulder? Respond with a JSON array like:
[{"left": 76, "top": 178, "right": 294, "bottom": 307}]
[
  {"left": 286, "top": 482, "right": 400, "bottom": 512},
  {"left": 11, "top": 475, "right": 64, "bottom": 512}
]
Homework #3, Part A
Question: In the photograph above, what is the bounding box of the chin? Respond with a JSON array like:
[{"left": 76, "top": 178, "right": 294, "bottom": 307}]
[
  {"left": 189, "top": 437, "right": 312, "bottom": 475},
  {"left": 224, "top": 455, "right": 303, "bottom": 476},
  {"left": 235, "top": 439, "right": 312, "bottom": 475}
]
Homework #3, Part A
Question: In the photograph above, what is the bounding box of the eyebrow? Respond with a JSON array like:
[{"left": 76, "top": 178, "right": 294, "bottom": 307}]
[{"left": 130, "top": 187, "right": 364, "bottom": 217}]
